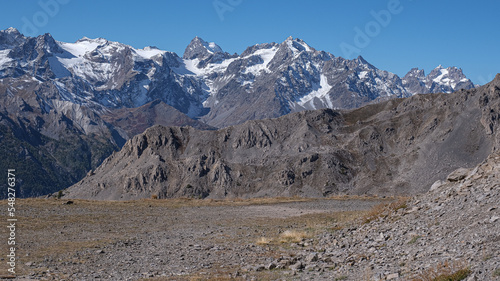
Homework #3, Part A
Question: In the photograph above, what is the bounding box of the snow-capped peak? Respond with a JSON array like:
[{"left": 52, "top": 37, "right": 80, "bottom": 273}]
[
  {"left": 4, "top": 27, "right": 20, "bottom": 35},
  {"left": 403, "top": 68, "right": 425, "bottom": 79},
  {"left": 430, "top": 66, "right": 449, "bottom": 82},
  {"left": 0, "top": 27, "right": 25, "bottom": 49},
  {"left": 403, "top": 65, "right": 474, "bottom": 95},
  {"left": 428, "top": 65, "right": 468, "bottom": 84},
  {"left": 183, "top": 36, "right": 224, "bottom": 60},
  {"left": 59, "top": 38, "right": 106, "bottom": 57},
  {"left": 283, "top": 36, "right": 313, "bottom": 53},
  {"left": 206, "top": 41, "right": 222, "bottom": 54},
  {"left": 134, "top": 46, "right": 165, "bottom": 59}
]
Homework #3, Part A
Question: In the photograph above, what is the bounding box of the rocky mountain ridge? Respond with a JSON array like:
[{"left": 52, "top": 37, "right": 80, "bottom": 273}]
[
  {"left": 403, "top": 65, "right": 473, "bottom": 96},
  {"left": 64, "top": 75, "right": 500, "bottom": 200}
]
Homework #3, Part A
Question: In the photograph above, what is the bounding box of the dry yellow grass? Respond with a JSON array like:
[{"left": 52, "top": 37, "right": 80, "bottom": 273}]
[
  {"left": 137, "top": 196, "right": 314, "bottom": 209},
  {"left": 256, "top": 237, "right": 273, "bottom": 245},
  {"left": 327, "top": 194, "right": 390, "bottom": 201},
  {"left": 279, "top": 230, "right": 309, "bottom": 243}
]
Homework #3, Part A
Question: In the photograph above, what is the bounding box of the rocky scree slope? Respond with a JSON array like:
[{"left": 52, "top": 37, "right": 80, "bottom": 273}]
[
  {"left": 259, "top": 153, "right": 500, "bottom": 280},
  {"left": 64, "top": 75, "right": 500, "bottom": 200}
]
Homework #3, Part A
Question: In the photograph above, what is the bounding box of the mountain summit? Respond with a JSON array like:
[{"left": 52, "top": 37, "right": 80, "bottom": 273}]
[
  {"left": 403, "top": 65, "right": 474, "bottom": 95},
  {"left": 182, "top": 36, "right": 224, "bottom": 60}
]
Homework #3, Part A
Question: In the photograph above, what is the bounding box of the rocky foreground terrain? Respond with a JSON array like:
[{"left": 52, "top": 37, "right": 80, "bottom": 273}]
[
  {"left": 1, "top": 152, "right": 499, "bottom": 280},
  {"left": 260, "top": 153, "right": 500, "bottom": 280}
]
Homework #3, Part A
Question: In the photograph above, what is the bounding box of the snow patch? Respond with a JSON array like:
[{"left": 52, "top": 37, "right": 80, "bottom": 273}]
[
  {"left": 174, "top": 57, "right": 236, "bottom": 77},
  {"left": 433, "top": 68, "right": 449, "bottom": 83},
  {"left": 206, "top": 42, "right": 222, "bottom": 54},
  {"left": 173, "top": 58, "right": 205, "bottom": 76},
  {"left": 59, "top": 40, "right": 102, "bottom": 58},
  {"left": 358, "top": 71, "right": 368, "bottom": 79},
  {"left": 135, "top": 80, "right": 150, "bottom": 106},
  {"left": 243, "top": 46, "right": 278, "bottom": 76},
  {"left": 48, "top": 56, "right": 71, "bottom": 78},
  {"left": 298, "top": 74, "right": 332, "bottom": 108},
  {"left": 134, "top": 47, "right": 165, "bottom": 59},
  {"left": 0, "top": 49, "right": 13, "bottom": 66}
]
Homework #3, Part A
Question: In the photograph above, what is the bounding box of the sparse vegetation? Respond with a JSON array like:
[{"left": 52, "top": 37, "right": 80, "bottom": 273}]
[
  {"left": 256, "top": 237, "right": 272, "bottom": 245},
  {"left": 408, "top": 235, "right": 421, "bottom": 244},
  {"left": 363, "top": 197, "right": 408, "bottom": 224},
  {"left": 0, "top": 197, "right": 377, "bottom": 277},
  {"left": 279, "top": 230, "right": 308, "bottom": 243},
  {"left": 493, "top": 268, "right": 500, "bottom": 277},
  {"left": 412, "top": 261, "right": 470, "bottom": 281}
]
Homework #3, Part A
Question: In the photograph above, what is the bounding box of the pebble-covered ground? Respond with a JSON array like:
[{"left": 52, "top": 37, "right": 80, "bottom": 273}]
[
  {"left": 1, "top": 156, "right": 499, "bottom": 280},
  {"left": 0, "top": 197, "right": 383, "bottom": 280}
]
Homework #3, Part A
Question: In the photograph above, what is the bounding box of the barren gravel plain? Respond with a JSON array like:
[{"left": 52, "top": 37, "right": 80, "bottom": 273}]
[{"left": 0, "top": 196, "right": 386, "bottom": 280}]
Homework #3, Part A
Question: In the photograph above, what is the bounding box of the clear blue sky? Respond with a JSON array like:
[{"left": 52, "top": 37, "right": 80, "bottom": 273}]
[{"left": 0, "top": 0, "right": 498, "bottom": 84}]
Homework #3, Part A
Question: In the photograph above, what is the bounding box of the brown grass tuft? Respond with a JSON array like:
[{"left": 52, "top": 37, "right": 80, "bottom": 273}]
[
  {"left": 279, "top": 230, "right": 308, "bottom": 243},
  {"left": 363, "top": 197, "right": 408, "bottom": 224},
  {"left": 256, "top": 237, "right": 272, "bottom": 245},
  {"left": 412, "top": 260, "right": 471, "bottom": 281}
]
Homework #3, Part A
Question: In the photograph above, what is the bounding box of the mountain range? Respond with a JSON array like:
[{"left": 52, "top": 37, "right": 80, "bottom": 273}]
[
  {"left": 0, "top": 27, "right": 478, "bottom": 197},
  {"left": 65, "top": 76, "right": 500, "bottom": 200}
]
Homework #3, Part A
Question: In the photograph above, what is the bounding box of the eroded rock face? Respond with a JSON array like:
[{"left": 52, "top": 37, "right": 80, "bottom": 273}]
[{"left": 65, "top": 76, "right": 500, "bottom": 200}]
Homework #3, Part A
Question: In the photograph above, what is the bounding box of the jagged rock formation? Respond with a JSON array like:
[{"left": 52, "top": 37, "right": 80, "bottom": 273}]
[{"left": 64, "top": 75, "right": 500, "bottom": 200}]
